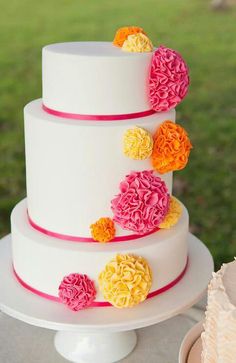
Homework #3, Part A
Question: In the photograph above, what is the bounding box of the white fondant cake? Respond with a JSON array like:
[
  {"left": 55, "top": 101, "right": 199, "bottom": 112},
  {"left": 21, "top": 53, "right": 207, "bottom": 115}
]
[
  {"left": 25, "top": 99, "right": 174, "bottom": 237},
  {"left": 10, "top": 28, "right": 192, "bottom": 310},
  {"left": 201, "top": 259, "right": 236, "bottom": 363},
  {"left": 11, "top": 199, "right": 188, "bottom": 301},
  {"left": 43, "top": 42, "right": 153, "bottom": 115}
]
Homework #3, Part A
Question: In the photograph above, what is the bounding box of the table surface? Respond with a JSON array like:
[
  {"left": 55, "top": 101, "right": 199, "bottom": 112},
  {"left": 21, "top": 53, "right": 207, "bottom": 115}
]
[{"left": 0, "top": 299, "right": 206, "bottom": 363}]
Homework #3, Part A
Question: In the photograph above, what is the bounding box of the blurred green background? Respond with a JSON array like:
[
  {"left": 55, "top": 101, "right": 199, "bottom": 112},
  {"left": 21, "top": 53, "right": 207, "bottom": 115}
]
[{"left": 0, "top": 0, "right": 235, "bottom": 269}]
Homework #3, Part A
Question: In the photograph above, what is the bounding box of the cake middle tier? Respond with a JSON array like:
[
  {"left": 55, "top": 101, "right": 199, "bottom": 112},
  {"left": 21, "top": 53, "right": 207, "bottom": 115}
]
[{"left": 25, "top": 99, "right": 175, "bottom": 238}]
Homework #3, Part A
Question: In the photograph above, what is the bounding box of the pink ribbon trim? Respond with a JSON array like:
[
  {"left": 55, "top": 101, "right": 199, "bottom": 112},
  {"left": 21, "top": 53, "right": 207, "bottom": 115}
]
[
  {"left": 13, "top": 258, "right": 188, "bottom": 308},
  {"left": 42, "top": 104, "right": 156, "bottom": 121},
  {"left": 28, "top": 213, "right": 160, "bottom": 243},
  {"left": 13, "top": 268, "right": 60, "bottom": 303}
]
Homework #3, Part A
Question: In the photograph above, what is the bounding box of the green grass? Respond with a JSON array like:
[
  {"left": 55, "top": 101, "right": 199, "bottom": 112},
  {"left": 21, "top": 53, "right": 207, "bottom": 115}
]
[{"left": 0, "top": 0, "right": 236, "bottom": 269}]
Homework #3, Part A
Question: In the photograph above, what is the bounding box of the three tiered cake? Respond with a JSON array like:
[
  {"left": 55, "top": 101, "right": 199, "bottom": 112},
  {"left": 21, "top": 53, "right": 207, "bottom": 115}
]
[{"left": 11, "top": 27, "right": 192, "bottom": 311}]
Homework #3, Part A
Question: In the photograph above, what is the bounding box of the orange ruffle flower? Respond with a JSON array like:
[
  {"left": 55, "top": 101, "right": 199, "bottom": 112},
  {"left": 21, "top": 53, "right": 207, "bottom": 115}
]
[
  {"left": 90, "top": 217, "right": 115, "bottom": 243},
  {"left": 151, "top": 121, "right": 192, "bottom": 174},
  {"left": 113, "top": 26, "right": 146, "bottom": 47}
]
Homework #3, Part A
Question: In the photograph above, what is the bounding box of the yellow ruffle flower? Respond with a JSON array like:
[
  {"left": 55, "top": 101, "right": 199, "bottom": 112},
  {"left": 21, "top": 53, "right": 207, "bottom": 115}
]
[
  {"left": 98, "top": 254, "right": 152, "bottom": 308},
  {"left": 159, "top": 196, "right": 182, "bottom": 229},
  {"left": 122, "top": 33, "right": 153, "bottom": 53},
  {"left": 123, "top": 127, "right": 154, "bottom": 160},
  {"left": 90, "top": 217, "right": 115, "bottom": 243}
]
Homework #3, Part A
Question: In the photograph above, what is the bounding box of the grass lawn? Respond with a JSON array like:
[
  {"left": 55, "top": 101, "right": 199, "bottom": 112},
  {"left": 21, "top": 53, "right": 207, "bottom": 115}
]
[{"left": 0, "top": 0, "right": 235, "bottom": 269}]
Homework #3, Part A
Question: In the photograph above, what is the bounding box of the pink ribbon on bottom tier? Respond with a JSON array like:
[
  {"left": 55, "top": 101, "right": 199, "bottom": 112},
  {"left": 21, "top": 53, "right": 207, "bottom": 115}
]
[{"left": 13, "top": 257, "right": 189, "bottom": 308}]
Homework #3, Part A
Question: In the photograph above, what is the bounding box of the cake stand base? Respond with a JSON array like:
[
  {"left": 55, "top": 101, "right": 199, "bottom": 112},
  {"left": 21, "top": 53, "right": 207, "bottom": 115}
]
[
  {"left": 55, "top": 330, "right": 137, "bottom": 363},
  {"left": 0, "top": 233, "right": 213, "bottom": 363}
]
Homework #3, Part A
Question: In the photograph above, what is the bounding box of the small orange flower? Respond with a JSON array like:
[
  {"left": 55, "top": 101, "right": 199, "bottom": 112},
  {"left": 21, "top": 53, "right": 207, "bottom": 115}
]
[
  {"left": 151, "top": 121, "right": 192, "bottom": 174},
  {"left": 113, "top": 26, "right": 146, "bottom": 47},
  {"left": 90, "top": 218, "right": 115, "bottom": 243}
]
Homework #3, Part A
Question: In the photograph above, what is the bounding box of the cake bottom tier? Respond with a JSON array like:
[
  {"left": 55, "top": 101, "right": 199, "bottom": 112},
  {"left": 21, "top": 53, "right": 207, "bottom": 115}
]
[{"left": 11, "top": 199, "right": 189, "bottom": 305}]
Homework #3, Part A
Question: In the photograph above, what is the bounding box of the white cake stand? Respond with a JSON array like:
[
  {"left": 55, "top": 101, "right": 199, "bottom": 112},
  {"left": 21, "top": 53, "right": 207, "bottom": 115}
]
[{"left": 0, "top": 234, "right": 213, "bottom": 363}]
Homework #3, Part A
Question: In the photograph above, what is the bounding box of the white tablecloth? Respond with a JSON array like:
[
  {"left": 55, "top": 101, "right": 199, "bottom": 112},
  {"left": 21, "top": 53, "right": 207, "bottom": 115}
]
[{"left": 0, "top": 298, "right": 206, "bottom": 363}]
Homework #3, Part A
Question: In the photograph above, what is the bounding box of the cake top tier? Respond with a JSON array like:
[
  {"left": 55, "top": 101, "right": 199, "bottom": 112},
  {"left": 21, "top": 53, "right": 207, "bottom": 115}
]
[
  {"left": 43, "top": 41, "right": 153, "bottom": 57},
  {"left": 43, "top": 41, "right": 153, "bottom": 115},
  {"left": 42, "top": 27, "right": 190, "bottom": 117}
]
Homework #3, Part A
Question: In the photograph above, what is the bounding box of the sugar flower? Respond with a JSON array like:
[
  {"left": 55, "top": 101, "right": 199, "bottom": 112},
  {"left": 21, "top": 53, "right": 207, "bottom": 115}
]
[
  {"left": 111, "top": 170, "right": 170, "bottom": 234},
  {"left": 98, "top": 254, "right": 152, "bottom": 308},
  {"left": 123, "top": 127, "right": 153, "bottom": 160},
  {"left": 58, "top": 273, "right": 96, "bottom": 311},
  {"left": 122, "top": 33, "right": 153, "bottom": 53},
  {"left": 152, "top": 120, "right": 192, "bottom": 174},
  {"left": 149, "top": 46, "right": 190, "bottom": 112},
  {"left": 90, "top": 217, "right": 115, "bottom": 243},
  {"left": 159, "top": 196, "right": 182, "bottom": 229},
  {"left": 113, "top": 26, "right": 146, "bottom": 47}
]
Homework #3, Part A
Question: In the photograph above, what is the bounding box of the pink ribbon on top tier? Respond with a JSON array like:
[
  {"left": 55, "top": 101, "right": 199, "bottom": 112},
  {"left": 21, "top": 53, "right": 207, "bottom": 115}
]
[
  {"left": 27, "top": 212, "right": 160, "bottom": 243},
  {"left": 42, "top": 104, "right": 156, "bottom": 121}
]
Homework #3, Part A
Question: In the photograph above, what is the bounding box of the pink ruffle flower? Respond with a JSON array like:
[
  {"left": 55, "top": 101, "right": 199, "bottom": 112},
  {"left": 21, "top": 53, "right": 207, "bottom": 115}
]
[
  {"left": 58, "top": 273, "right": 96, "bottom": 311},
  {"left": 149, "top": 46, "right": 190, "bottom": 112},
  {"left": 111, "top": 170, "right": 170, "bottom": 234}
]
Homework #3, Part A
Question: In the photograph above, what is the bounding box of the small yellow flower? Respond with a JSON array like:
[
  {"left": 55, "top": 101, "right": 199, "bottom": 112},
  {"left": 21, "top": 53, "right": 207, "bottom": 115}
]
[
  {"left": 159, "top": 196, "right": 182, "bottom": 229},
  {"left": 123, "top": 127, "right": 153, "bottom": 160},
  {"left": 90, "top": 217, "right": 115, "bottom": 243},
  {"left": 122, "top": 33, "right": 153, "bottom": 53},
  {"left": 98, "top": 254, "right": 152, "bottom": 308}
]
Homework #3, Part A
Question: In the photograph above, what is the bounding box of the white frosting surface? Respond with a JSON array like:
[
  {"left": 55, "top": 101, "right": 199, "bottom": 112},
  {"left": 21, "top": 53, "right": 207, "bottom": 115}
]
[
  {"left": 42, "top": 42, "right": 154, "bottom": 114},
  {"left": 223, "top": 260, "right": 236, "bottom": 306},
  {"left": 201, "top": 259, "right": 236, "bottom": 363},
  {"left": 24, "top": 99, "right": 174, "bottom": 237},
  {"left": 11, "top": 199, "right": 189, "bottom": 302}
]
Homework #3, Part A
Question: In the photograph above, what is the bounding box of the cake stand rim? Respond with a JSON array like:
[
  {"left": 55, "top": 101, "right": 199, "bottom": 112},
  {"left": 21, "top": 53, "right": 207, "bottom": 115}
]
[{"left": 0, "top": 233, "right": 213, "bottom": 333}]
